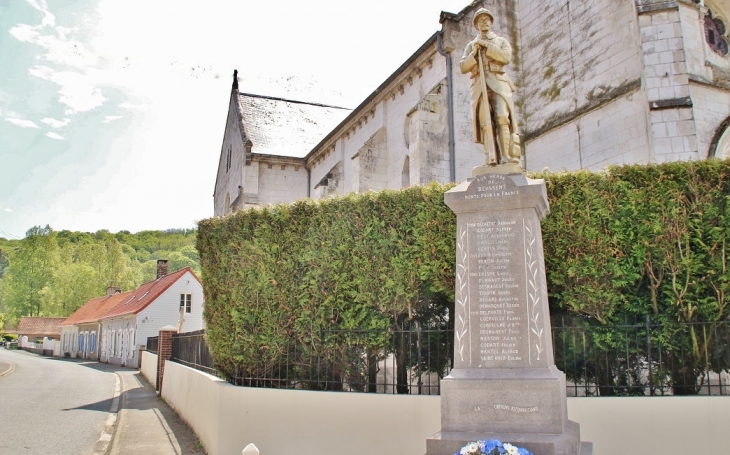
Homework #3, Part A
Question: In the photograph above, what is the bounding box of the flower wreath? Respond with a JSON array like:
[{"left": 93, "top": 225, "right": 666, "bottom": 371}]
[{"left": 455, "top": 439, "right": 534, "bottom": 455}]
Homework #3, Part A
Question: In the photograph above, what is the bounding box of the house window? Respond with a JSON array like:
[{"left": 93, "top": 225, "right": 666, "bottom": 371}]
[
  {"left": 89, "top": 332, "right": 97, "bottom": 353},
  {"left": 180, "top": 293, "right": 192, "bottom": 313}
]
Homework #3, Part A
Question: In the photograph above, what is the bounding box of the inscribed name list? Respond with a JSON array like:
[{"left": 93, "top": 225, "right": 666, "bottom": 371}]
[{"left": 453, "top": 174, "right": 545, "bottom": 370}]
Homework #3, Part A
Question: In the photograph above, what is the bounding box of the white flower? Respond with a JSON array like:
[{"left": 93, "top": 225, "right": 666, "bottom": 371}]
[
  {"left": 503, "top": 443, "right": 519, "bottom": 455},
  {"left": 461, "top": 442, "right": 480, "bottom": 454}
]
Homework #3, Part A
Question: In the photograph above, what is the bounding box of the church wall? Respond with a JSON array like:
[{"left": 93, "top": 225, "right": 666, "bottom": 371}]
[
  {"left": 691, "top": 84, "right": 730, "bottom": 158},
  {"left": 518, "top": 0, "right": 643, "bottom": 147},
  {"left": 307, "top": 44, "right": 461, "bottom": 198},
  {"left": 214, "top": 92, "right": 249, "bottom": 217},
  {"left": 527, "top": 92, "right": 650, "bottom": 172},
  {"left": 255, "top": 160, "right": 308, "bottom": 205},
  {"left": 519, "top": 0, "right": 651, "bottom": 172},
  {"left": 679, "top": 3, "right": 714, "bottom": 82}
]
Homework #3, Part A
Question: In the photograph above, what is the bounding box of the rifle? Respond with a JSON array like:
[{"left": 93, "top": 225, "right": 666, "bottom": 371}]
[{"left": 476, "top": 46, "right": 497, "bottom": 164}]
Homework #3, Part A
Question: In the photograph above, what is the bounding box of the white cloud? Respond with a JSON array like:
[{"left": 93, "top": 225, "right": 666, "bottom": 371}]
[
  {"left": 103, "top": 115, "right": 122, "bottom": 123},
  {"left": 25, "top": 0, "right": 56, "bottom": 27},
  {"left": 3, "top": 208, "right": 12, "bottom": 213},
  {"left": 119, "top": 102, "right": 148, "bottom": 111},
  {"left": 41, "top": 117, "right": 70, "bottom": 128},
  {"left": 45, "top": 131, "right": 64, "bottom": 140},
  {"left": 5, "top": 118, "right": 40, "bottom": 128},
  {"left": 29, "top": 66, "right": 106, "bottom": 114}
]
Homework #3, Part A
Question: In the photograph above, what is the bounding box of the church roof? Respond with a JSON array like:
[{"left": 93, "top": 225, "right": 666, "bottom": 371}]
[{"left": 237, "top": 93, "right": 350, "bottom": 158}]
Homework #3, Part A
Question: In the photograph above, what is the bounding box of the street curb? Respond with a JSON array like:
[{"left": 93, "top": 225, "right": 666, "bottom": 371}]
[
  {"left": 0, "top": 361, "right": 15, "bottom": 377},
  {"left": 92, "top": 370, "right": 121, "bottom": 454}
]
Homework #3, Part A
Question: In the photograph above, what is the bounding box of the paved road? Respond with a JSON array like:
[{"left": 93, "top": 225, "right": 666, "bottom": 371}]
[{"left": 0, "top": 349, "right": 116, "bottom": 455}]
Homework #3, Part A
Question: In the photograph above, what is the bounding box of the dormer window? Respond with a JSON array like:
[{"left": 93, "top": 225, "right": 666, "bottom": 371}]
[{"left": 704, "top": 9, "right": 729, "bottom": 56}]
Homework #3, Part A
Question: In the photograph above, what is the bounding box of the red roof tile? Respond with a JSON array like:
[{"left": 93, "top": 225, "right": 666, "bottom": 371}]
[
  {"left": 17, "top": 317, "right": 66, "bottom": 337},
  {"left": 63, "top": 267, "right": 201, "bottom": 324},
  {"left": 61, "top": 294, "right": 128, "bottom": 326}
]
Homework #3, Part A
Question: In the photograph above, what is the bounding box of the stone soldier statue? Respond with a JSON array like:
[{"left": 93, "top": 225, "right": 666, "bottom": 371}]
[{"left": 460, "top": 8, "right": 521, "bottom": 167}]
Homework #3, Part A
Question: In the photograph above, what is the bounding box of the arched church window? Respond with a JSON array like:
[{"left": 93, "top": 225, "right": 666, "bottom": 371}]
[{"left": 704, "top": 8, "right": 729, "bottom": 56}]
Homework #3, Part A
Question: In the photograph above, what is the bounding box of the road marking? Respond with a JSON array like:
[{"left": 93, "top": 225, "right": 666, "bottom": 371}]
[
  {"left": 92, "top": 371, "right": 121, "bottom": 454},
  {"left": 0, "top": 361, "right": 15, "bottom": 377}
]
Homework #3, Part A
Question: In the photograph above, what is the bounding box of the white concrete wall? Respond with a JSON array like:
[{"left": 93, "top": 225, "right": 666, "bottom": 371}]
[
  {"left": 162, "top": 360, "right": 730, "bottom": 455},
  {"left": 140, "top": 350, "right": 158, "bottom": 390},
  {"left": 162, "top": 360, "right": 440, "bottom": 455}
]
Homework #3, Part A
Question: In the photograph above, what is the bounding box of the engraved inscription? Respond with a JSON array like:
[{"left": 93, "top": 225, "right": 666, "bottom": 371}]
[
  {"left": 465, "top": 213, "right": 526, "bottom": 367},
  {"left": 464, "top": 174, "right": 520, "bottom": 200},
  {"left": 494, "top": 403, "right": 539, "bottom": 413}
]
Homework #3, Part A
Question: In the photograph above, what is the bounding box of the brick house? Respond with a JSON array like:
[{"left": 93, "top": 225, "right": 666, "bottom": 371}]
[{"left": 214, "top": 0, "right": 730, "bottom": 213}]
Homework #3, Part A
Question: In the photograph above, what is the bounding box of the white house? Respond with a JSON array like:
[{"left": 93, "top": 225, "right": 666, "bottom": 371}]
[{"left": 62, "top": 260, "right": 205, "bottom": 367}]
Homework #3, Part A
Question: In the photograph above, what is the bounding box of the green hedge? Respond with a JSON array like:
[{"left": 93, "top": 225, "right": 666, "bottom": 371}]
[{"left": 197, "top": 159, "right": 730, "bottom": 378}]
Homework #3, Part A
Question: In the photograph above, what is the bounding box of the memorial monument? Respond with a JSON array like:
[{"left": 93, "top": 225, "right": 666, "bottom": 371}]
[{"left": 425, "top": 8, "right": 592, "bottom": 455}]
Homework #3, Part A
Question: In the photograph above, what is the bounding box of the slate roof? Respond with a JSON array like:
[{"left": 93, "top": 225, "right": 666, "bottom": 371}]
[
  {"left": 238, "top": 93, "right": 350, "bottom": 158},
  {"left": 17, "top": 317, "right": 65, "bottom": 337},
  {"left": 62, "top": 267, "right": 200, "bottom": 324}
]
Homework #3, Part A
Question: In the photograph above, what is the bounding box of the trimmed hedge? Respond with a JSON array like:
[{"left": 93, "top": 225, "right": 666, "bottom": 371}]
[{"left": 197, "top": 159, "right": 730, "bottom": 378}]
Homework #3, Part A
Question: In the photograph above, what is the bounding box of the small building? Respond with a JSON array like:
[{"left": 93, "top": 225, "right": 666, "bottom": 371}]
[
  {"left": 61, "top": 260, "right": 205, "bottom": 368},
  {"left": 17, "top": 316, "right": 64, "bottom": 342},
  {"left": 60, "top": 285, "right": 123, "bottom": 359}
]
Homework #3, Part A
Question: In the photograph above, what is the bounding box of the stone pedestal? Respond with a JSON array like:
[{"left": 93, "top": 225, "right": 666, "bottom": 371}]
[{"left": 426, "top": 172, "right": 592, "bottom": 455}]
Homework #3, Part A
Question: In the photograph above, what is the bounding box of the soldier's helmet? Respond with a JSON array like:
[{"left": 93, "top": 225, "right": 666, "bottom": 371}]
[{"left": 473, "top": 8, "right": 494, "bottom": 27}]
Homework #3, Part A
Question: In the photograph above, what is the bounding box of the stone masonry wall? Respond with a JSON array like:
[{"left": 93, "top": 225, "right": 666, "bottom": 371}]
[
  {"left": 519, "top": 0, "right": 643, "bottom": 138},
  {"left": 407, "top": 81, "right": 450, "bottom": 185},
  {"left": 351, "top": 127, "right": 388, "bottom": 193}
]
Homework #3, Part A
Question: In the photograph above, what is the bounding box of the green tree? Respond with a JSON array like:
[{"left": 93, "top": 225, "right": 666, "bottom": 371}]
[{"left": 4, "top": 226, "right": 60, "bottom": 318}]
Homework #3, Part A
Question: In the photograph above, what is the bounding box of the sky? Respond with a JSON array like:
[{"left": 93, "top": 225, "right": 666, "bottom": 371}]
[{"left": 0, "top": 0, "right": 470, "bottom": 239}]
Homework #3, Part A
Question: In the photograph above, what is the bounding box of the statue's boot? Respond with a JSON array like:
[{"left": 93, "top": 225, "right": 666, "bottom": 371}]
[
  {"left": 498, "top": 125, "right": 511, "bottom": 164},
  {"left": 510, "top": 133, "right": 521, "bottom": 164}
]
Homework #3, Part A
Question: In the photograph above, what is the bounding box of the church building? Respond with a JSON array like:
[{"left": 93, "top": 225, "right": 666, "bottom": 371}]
[{"left": 214, "top": 0, "right": 730, "bottom": 215}]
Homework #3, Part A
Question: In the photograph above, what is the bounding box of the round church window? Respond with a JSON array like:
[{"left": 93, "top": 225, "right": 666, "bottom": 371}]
[{"left": 704, "top": 10, "right": 729, "bottom": 56}]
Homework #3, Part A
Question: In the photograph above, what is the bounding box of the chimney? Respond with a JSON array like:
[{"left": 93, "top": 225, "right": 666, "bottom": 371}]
[
  {"left": 157, "top": 259, "right": 169, "bottom": 279},
  {"left": 106, "top": 283, "right": 118, "bottom": 297}
]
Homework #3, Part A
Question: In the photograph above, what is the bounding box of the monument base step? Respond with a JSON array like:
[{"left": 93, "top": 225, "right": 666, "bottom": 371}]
[{"left": 425, "top": 420, "right": 592, "bottom": 455}]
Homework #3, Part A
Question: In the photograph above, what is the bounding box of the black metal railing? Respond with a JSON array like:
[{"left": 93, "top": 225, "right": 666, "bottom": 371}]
[
  {"left": 146, "top": 336, "right": 159, "bottom": 354},
  {"left": 226, "top": 324, "right": 453, "bottom": 395},
  {"left": 168, "top": 318, "right": 730, "bottom": 396},
  {"left": 553, "top": 316, "right": 730, "bottom": 397},
  {"left": 170, "top": 329, "right": 216, "bottom": 375}
]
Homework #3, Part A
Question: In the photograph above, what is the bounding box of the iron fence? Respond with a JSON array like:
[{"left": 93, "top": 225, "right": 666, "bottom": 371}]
[
  {"left": 168, "top": 318, "right": 730, "bottom": 396},
  {"left": 146, "top": 336, "right": 158, "bottom": 354},
  {"left": 553, "top": 316, "right": 730, "bottom": 396},
  {"left": 170, "top": 329, "right": 216, "bottom": 375},
  {"left": 226, "top": 324, "right": 453, "bottom": 395}
]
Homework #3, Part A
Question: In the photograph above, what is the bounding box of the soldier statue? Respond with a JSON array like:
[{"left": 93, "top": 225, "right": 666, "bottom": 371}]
[{"left": 460, "top": 8, "right": 521, "bottom": 167}]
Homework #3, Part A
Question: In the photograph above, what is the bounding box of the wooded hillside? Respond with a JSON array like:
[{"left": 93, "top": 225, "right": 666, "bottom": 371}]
[{"left": 0, "top": 227, "right": 200, "bottom": 326}]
